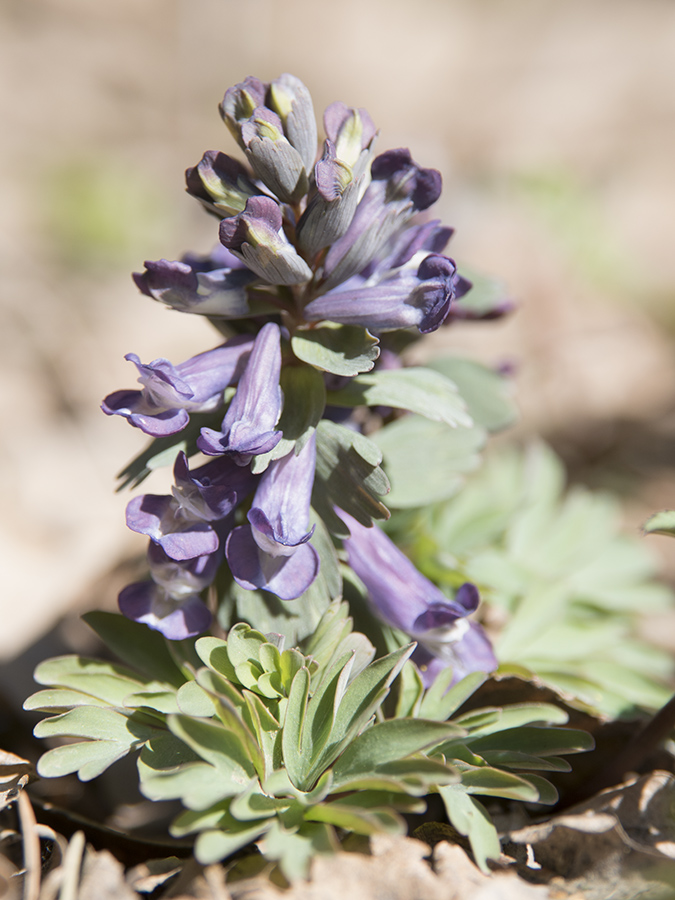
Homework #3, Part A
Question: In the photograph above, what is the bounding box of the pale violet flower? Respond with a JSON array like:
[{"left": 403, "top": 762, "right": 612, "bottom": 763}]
[
  {"left": 102, "top": 336, "right": 253, "bottom": 437},
  {"left": 340, "top": 510, "right": 497, "bottom": 687},
  {"left": 198, "top": 322, "right": 284, "bottom": 464},
  {"left": 226, "top": 435, "right": 319, "bottom": 601}
]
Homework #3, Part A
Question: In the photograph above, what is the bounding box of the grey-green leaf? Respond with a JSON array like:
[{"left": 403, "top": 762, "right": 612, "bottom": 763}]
[
  {"left": 331, "top": 718, "right": 463, "bottom": 787},
  {"left": 312, "top": 644, "right": 414, "bottom": 775},
  {"left": 467, "top": 726, "right": 594, "bottom": 756},
  {"left": 439, "top": 785, "right": 500, "bottom": 874},
  {"left": 459, "top": 765, "right": 541, "bottom": 801},
  {"left": 83, "top": 612, "right": 184, "bottom": 687},
  {"left": 24, "top": 688, "right": 112, "bottom": 712},
  {"left": 37, "top": 740, "right": 131, "bottom": 781},
  {"left": 644, "top": 510, "right": 675, "bottom": 539},
  {"left": 327, "top": 368, "right": 472, "bottom": 427},
  {"left": 281, "top": 666, "right": 311, "bottom": 789},
  {"left": 168, "top": 714, "right": 257, "bottom": 790},
  {"left": 291, "top": 323, "right": 379, "bottom": 376},
  {"left": 34, "top": 706, "right": 154, "bottom": 744},
  {"left": 426, "top": 356, "right": 517, "bottom": 432},
  {"left": 373, "top": 415, "right": 485, "bottom": 508},
  {"left": 177, "top": 682, "right": 217, "bottom": 717},
  {"left": 419, "top": 671, "right": 487, "bottom": 722},
  {"left": 195, "top": 823, "right": 272, "bottom": 865},
  {"left": 33, "top": 656, "right": 154, "bottom": 706},
  {"left": 313, "top": 420, "right": 390, "bottom": 534}
]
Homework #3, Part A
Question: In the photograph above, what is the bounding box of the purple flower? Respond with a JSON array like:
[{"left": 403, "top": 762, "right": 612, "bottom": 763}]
[
  {"left": 226, "top": 435, "right": 320, "bottom": 600},
  {"left": 220, "top": 76, "right": 269, "bottom": 146},
  {"left": 220, "top": 74, "right": 317, "bottom": 193},
  {"left": 132, "top": 256, "right": 255, "bottom": 317},
  {"left": 118, "top": 543, "right": 218, "bottom": 639},
  {"left": 340, "top": 511, "right": 496, "bottom": 687},
  {"left": 296, "top": 140, "right": 361, "bottom": 259},
  {"left": 102, "top": 337, "right": 254, "bottom": 437},
  {"left": 323, "top": 101, "right": 377, "bottom": 174},
  {"left": 267, "top": 73, "right": 318, "bottom": 174},
  {"left": 363, "top": 219, "right": 454, "bottom": 277},
  {"left": 171, "top": 452, "right": 257, "bottom": 520},
  {"left": 319, "top": 149, "right": 443, "bottom": 292},
  {"left": 119, "top": 584, "right": 212, "bottom": 640},
  {"left": 185, "top": 151, "right": 258, "bottom": 218},
  {"left": 240, "top": 107, "right": 309, "bottom": 204},
  {"left": 126, "top": 453, "right": 256, "bottom": 561},
  {"left": 304, "top": 253, "right": 464, "bottom": 334},
  {"left": 198, "top": 322, "right": 284, "bottom": 464},
  {"left": 219, "top": 196, "right": 313, "bottom": 285},
  {"left": 126, "top": 494, "right": 220, "bottom": 561},
  {"left": 147, "top": 541, "right": 220, "bottom": 595}
]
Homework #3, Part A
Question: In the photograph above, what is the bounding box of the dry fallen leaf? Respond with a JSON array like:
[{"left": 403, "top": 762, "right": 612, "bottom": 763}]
[
  {"left": 0, "top": 749, "right": 32, "bottom": 811},
  {"left": 221, "top": 835, "right": 551, "bottom": 900},
  {"left": 504, "top": 770, "right": 675, "bottom": 899},
  {"left": 77, "top": 846, "right": 139, "bottom": 900}
]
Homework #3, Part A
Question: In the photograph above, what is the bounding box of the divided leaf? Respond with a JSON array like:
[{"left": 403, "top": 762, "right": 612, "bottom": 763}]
[
  {"left": 313, "top": 420, "right": 390, "bottom": 535},
  {"left": 327, "top": 367, "right": 472, "bottom": 427},
  {"left": 291, "top": 323, "right": 379, "bottom": 376}
]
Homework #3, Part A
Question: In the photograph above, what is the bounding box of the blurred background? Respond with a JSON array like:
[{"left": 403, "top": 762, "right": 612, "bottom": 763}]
[{"left": 2, "top": 0, "right": 675, "bottom": 667}]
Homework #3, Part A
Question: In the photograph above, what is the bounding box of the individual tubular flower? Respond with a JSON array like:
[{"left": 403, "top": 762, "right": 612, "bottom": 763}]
[
  {"left": 101, "top": 336, "right": 255, "bottom": 437},
  {"left": 340, "top": 510, "right": 497, "bottom": 687},
  {"left": 220, "top": 76, "right": 268, "bottom": 147},
  {"left": 303, "top": 253, "right": 464, "bottom": 334},
  {"left": 171, "top": 452, "right": 257, "bottom": 521},
  {"left": 295, "top": 101, "right": 378, "bottom": 259},
  {"left": 118, "top": 543, "right": 218, "bottom": 639},
  {"left": 219, "top": 196, "right": 312, "bottom": 285},
  {"left": 362, "top": 218, "right": 454, "bottom": 278},
  {"left": 125, "top": 452, "right": 256, "bottom": 561},
  {"left": 240, "top": 107, "right": 309, "bottom": 204},
  {"left": 296, "top": 140, "right": 361, "bottom": 259},
  {"left": 185, "top": 150, "right": 259, "bottom": 218},
  {"left": 323, "top": 101, "right": 377, "bottom": 181},
  {"left": 318, "top": 148, "right": 443, "bottom": 292},
  {"left": 225, "top": 435, "right": 320, "bottom": 601},
  {"left": 132, "top": 254, "right": 255, "bottom": 317},
  {"left": 267, "top": 73, "right": 318, "bottom": 174},
  {"left": 198, "top": 322, "right": 283, "bottom": 464}
]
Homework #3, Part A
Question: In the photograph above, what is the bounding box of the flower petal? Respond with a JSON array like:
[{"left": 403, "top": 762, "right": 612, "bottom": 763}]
[
  {"left": 226, "top": 524, "right": 320, "bottom": 600},
  {"left": 197, "top": 322, "right": 283, "bottom": 464},
  {"left": 119, "top": 582, "right": 211, "bottom": 639},
  {"left": 125, "top": 494, "right": 219, "bottom": 561}
]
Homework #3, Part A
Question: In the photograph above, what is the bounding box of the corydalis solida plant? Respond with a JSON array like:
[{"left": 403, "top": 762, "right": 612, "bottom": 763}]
[
  {"left": 25, "top": 74, "right": 597, "bottom": 880},
  {"left": 102, "top": 71, "right": 498, "bottom": 677}
]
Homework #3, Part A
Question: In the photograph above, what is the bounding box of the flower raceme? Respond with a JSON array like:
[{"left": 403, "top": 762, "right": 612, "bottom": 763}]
[
  {"left": 104, "top": 72, "right": 509, "bottom": 665},
  {"left": 131, "top": 81, "right": 484, "bottom": 330}
]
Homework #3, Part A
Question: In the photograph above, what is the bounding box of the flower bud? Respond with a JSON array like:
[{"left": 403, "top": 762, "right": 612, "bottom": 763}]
[
  {"left": 268, "top": 73, "right": 318, "bottom": 173},
  {"left": 296, "top": 140, "right": 360, "bottom": 258},
  {"left": 185, "top": 151, "right": 258, "bottom": 217},
  {"left": 219, "top": 196, "right": 312, "bottom": 284},
  {"left": 240, "top": 108, "right": 309, "bottom": 203}
]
